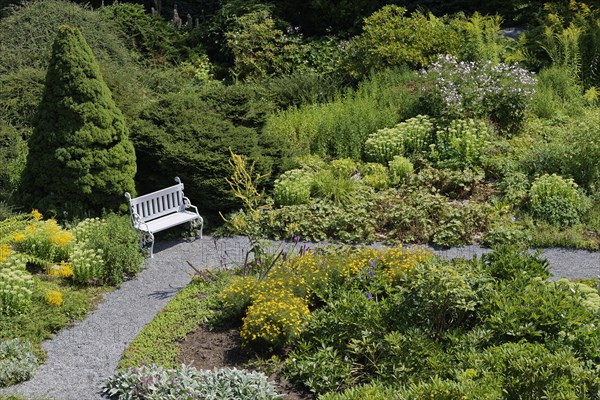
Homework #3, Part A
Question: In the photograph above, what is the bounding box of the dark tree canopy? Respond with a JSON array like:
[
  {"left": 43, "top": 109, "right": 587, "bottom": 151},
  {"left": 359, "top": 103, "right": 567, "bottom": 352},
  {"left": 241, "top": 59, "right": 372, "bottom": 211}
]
[{"left": 19, "top": 24, "right": 136, "bottom": 216}]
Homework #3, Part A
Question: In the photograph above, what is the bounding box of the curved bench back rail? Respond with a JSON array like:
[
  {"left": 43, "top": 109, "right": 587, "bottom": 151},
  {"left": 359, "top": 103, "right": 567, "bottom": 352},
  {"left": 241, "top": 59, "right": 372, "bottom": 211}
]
[{"left": 125, "top": 177, "right": 203, "bottom": 257}]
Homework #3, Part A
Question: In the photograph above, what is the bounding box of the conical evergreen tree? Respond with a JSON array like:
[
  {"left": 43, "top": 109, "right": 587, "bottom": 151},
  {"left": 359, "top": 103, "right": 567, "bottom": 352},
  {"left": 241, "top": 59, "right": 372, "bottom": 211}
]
[{"left": 19, "top": 25, "right": 136, "bottom": 216}]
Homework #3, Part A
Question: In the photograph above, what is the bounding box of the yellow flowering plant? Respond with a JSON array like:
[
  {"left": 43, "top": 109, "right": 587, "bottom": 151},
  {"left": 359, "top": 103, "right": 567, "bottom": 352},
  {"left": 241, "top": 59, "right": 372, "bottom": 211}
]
[
  {"left": 219, "top": 275, "right": 258, "bottom": 318},
  {"left": 47, "top": 262, "right": 74, "bottom": 278},
  {"left": 240, "top": 290, "right": 311, "bottom": 350},
  {"left": 11, "top": 213, "right": 74, "bottom": 265},
  {"left": 44, "top": 290, "right": 63, "bottom": 307}
]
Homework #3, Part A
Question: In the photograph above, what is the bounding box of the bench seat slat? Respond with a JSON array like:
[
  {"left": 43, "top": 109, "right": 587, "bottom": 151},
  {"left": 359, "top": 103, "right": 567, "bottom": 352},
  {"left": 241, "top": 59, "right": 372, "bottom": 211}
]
[{"left": 135, "top": 211, "right": 200, "bottom": 233}]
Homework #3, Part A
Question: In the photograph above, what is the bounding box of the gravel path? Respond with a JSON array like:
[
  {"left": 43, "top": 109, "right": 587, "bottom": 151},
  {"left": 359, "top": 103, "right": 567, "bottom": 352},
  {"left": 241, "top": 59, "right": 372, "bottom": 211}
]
[{"left": 1, "top": 236, "right": 598, "bottom": 400}]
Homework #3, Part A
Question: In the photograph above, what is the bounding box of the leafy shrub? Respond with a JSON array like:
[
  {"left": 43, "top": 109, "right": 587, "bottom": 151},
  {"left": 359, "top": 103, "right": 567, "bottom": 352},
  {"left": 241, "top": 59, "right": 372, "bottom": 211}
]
[
  {"left": 104, "top": 365, "right": 282, "bottom": 400},
  {"left": 431, "top": 119, "right": 492, "bottom": 169},
  {"left": 74, "top": 215, "right": 144, "bottom": 285},
  {"left": 0, "top": 124, "right": 27, "bottom": 203},
  {"left": 320, "top": 382, "right": 397, "bottom": 400},
  {"left": 344, "top": 6, "right": 462, "bottom": 77},
  {"left": 388, "top": 156, "right": 414, "bottom": 185},
  {"left": 414, "top": 166, "right": 485, "bottom": 199},
  {"left": 132, "top": 87, "right": 272, "bottom": 213},
  {"left": 481, "top": 246, "right": 550, "bottom": 281},
  {"left": 0, "top": 338, "right": 38, "bottom": 387},
  {"left": 390, "top": 258, "right": 492, "bottom": 334},
  {"left": 497, "top": 170, "right": 530, "bottom": 208},
  {"left": 529, "top": 65, "right": 585, "bottom": 119},
  {"left": 522, "top": 111, "right": 600, "bottom": 191},
  {"left": 0, "top": 258, "right": 34, "bottom": 315},
  {"left": 364, "top": 115, "right": 434, "bottom": 163},
  {"left": 359, "top": 163, "right": 389, "bottom": 190},
  {"left": 273, "top": 169, "right": 313, "bottom": 206},
  {"left": 287, "top": 344, "right": 354, "bottom": 394},
  {"left": 465, "top": 342, "right": 600, "bottom": 399},
  {"left": 483, "top": 278, "right": 598, "bottom": 346},
  {"left": 241, "top": 290, "right": 310, "bottom": 350},
  {"left": 419, "top": 55, "right": 536, "bottom": 133},
  {"left": 481, "top": 220, "right": 532, "bottom": 247},
  {"left": 262, "top": 71, "right": 342, "bottom": 109},
  {"left": 529, "top": 174, "right": 582, "bottom": 226},
  {"left": 99, "top": 3, "right": 190, "bottom": 64}
]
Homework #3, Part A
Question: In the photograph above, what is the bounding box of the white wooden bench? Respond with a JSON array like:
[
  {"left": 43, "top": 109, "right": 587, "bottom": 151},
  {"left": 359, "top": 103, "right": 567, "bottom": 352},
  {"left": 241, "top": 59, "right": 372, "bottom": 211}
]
[{"left": 125, "top": 177, "right": 203, "bottom": 257}]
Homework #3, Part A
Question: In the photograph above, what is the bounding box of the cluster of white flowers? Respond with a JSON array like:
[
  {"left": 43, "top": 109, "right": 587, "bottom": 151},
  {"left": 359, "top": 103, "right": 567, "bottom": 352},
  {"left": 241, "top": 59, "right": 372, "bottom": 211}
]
[
  {"left": 0, "top": 263, "right": 34, "bottom": 314},
  {"left": 421, "top": 54, "right": 536, "bottom": 123}
]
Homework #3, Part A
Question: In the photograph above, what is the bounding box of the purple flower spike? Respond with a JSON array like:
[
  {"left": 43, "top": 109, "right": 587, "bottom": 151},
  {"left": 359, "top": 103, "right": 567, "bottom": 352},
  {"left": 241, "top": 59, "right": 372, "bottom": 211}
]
[
  {"left": 366, "top": 293, "right": 374, "bottom": 300},
  {"left": 294, "top": 236, "right": 300, "bottom": 244}
]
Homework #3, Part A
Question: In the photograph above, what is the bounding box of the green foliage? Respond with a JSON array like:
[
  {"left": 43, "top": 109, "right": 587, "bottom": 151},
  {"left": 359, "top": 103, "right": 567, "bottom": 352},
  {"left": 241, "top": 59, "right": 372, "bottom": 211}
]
[
  {"left": 99, "top": 3, "right": 191, "bottom": 64},
  {"left": 521, "top": 112, "right": 600, "bottom": 191},
  {"left": 311, "top": 169, "right": 359, "bottom": 205},
  {"left": 388, "top": 156, "right": 414, "bottom": 186},
  {"left": 119, "top": 275, "right": 224, "bottom": 369},
  {"left": 71, "top": 215, "right": 144, "bottom": 285},
  {"left": 483, "top": 278, "right": 599, "bottom": 351},
  {"left": 320, "top": 382, "right": 397, "bottom": 400},
  {"left": 262, "top": 71, "right": 343, "bottom": 109},
  {"left": 431, "top": 119, "right": 492, "bottom": 169},
  {"left": 529, "top": 174, "right": 582, "bottom": 226},
  {"left": 0, "top": 124, "right": 27, "bottom": 202},
  {"left": 19, "top": 25, "right": 136, "bottom": 217},
  {"left": 414, "top": 166, "right": 486, "bottom": 200},
  {"left": 0, "top": 68, "right": 45, "bottom": 130},
  {"left": 481, "top": 246, "right": 550, "bottom": 281},
  {"left": 272, "top": 169, "right": 313, "bottom": 206},
  {"left": 529, "top": 65, "right": 585, "bottom": 118},
  {"left": 360, "top": 163, "right": 390, "bottom": 190},
  {"left": 263, "top": 67, "right": 420, "bottom": 160},
  {"left": 391, "top": 258, "right": 492, "bottom": 334},
  {"left": 132, "top": 85, "right": 272, "bottom": 213},
  {"left": 344, "top": 6, "right": 462, "bottom": 78},
  {"left": 481, "top": 220, "right": 532, "bottom": 248},
  {"left": 104, "top": 364, "right": 282, "bottom": 400},
  {"left": 419, "top": 55, "right": 536, "bottom": 133},
  {"left": 225, "top": 9, "right": 295, "bottom": 81},
  {"left": 464, "top": 342, "right": 600, "bottom": 399},
  {"left": 364, "top": 115, "right": 434, "bottom": 164},
  {"left": 0, "top": 258, "right": 34, "bottom": 315},
  {"left": 0, "top": 338, "right": 38, "bottom": 387},
  {"left": 527, "top": 220, "right": 599, "bottom": 250}
]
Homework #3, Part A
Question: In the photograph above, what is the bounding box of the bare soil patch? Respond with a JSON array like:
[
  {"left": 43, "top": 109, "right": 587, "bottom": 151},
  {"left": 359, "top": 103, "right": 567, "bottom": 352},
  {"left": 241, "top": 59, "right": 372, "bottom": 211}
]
[{"left": 178, "top": 325, "right": 313, "bottom": 400}]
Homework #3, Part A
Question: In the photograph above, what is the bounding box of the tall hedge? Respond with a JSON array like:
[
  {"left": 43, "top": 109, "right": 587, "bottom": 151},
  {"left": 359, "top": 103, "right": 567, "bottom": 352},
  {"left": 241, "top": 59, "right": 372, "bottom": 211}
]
[{"left": 19, "top": 25, "right": 136, "bottom": 216}]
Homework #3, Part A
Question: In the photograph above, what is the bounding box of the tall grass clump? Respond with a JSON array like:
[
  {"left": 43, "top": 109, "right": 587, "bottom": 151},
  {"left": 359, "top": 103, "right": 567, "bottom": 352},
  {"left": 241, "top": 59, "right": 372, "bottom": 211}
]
[{"left": 263, "top": 67, "right": 420, "bottom": 160}]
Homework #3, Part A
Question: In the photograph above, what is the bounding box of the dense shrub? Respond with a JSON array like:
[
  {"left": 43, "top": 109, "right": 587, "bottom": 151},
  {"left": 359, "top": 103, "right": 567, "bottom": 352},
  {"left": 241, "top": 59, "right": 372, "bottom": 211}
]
[
  {"left": 19, "top": 25, "right": 136, "bottom": 217},
  {"left": 481, "top": 246, "right": 550, "bottom": 281},
  {"left": 104, "top": 365, "right": 282, "bottom": 400},
  {"left": 0, "top": 338, "right": 38, "bottom": 387},
  {"left": 71, "top": 215, "right": 144, "bottom": 285},
  {"left": 389, "top": 258, "right": 492, "bottom": 334},
  {"left": 343, "top": 6, "right": 462, "bottom": 77},
  {"left": 99, "top": 3, "right": 191, "bottom": 64},
  {"left": 529, "top": 174, "right": 582, "bottom": 226},
  {"left": 131, "top": 87, "right": 272, "bottom": 213},
  {"left": 0, "top": 124, "right": 27, "bottom": 203}
]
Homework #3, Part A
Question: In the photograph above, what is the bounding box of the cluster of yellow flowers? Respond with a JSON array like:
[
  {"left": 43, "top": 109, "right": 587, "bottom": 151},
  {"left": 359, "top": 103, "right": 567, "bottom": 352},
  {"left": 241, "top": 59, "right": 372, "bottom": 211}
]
[
  {"left": 0, "top": 243, "right": 11, "bottom": 263},
  {"left": 219, "top": 276, "right": 258, "bottom": 313},
  {"left": 240, "top": 289, "right": 310, "bottom": 348},
  {"left": 47, "top": 262, "right": 74, "bottom": 278},
  {"left": 342, "top": 248, "right": 380, "bottom": 279},
  {"left": 44, "top": 290, "right": 63, "bottom": 307},
  {"left": 379, "top": 246, "right": 432, "bottom": 284},
  {"left": 11, "top": 212, "right": 74, "bottom": 263}
]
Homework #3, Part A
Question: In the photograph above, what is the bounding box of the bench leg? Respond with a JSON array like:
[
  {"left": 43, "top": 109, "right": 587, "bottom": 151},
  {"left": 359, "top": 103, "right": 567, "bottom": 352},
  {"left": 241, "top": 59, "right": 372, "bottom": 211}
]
[{"left": 140, "top": 231, "right": 155, "bottom": 258}]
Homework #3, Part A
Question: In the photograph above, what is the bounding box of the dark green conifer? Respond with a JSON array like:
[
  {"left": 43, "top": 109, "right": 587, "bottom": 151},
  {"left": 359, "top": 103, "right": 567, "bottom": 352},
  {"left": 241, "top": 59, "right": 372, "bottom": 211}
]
[{"left": 19, "top": 25, "right": 136, "bottom": 216}]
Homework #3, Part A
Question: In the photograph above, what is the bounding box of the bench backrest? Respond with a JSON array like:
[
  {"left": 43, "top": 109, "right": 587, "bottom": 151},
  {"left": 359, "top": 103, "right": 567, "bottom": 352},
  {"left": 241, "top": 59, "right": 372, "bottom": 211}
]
[{"left": 126, "top": 181, "right": 185, "bottom": 222}]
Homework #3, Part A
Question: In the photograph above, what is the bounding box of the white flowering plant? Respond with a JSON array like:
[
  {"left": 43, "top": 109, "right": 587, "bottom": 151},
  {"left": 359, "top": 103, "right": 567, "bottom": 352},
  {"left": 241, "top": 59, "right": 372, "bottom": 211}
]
[{"left": 420, "top": 55, "right": 536, "bottom": 134}]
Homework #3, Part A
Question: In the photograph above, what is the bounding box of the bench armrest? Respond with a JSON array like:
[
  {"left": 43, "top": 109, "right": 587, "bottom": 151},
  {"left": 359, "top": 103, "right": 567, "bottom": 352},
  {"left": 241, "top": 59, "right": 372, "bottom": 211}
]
[
  {"left": 182, "top": 196, "right": 200, "bottom": 216},
  {"left": 130, "top": 209, "right": 150, "bottom": 232}
]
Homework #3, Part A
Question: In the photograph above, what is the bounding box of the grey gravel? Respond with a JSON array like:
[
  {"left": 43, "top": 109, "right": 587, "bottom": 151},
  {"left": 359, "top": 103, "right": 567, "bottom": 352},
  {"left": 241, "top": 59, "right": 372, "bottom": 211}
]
[{"left": 1, "top": 236, "right": 598, "bottom": 400}]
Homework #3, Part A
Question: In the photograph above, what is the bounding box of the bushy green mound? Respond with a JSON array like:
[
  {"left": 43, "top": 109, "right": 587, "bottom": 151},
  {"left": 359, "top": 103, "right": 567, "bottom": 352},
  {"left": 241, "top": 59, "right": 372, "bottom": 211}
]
[{"left": 18, "top": 25, "right": 136, "bottom": 216}]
